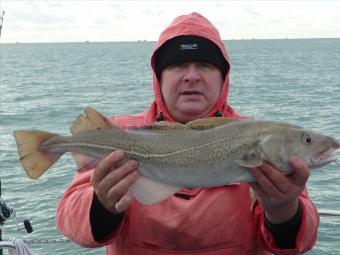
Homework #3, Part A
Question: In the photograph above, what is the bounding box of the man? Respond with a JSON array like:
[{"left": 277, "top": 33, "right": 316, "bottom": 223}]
[{"left": 56, "top": 12, "right": 319, "bottom": 254}]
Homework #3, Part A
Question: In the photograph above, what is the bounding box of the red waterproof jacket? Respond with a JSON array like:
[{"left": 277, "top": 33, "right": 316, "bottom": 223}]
[{"left": 56, "top": 12, "right": 319, "bottom": 255}]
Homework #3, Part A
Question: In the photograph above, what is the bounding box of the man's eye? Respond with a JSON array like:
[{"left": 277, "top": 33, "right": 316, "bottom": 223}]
[
  {"left": 174, "top": 63, "right": 186, "bottom": 68},
  {"left": 168, "top": 63, "right": 185, "bottom": 69},
  {"left": 164, "top": 63, "right": 184, "bottom": 71},
  {"left": 197, "top": 62, "right": 211, "bottom": 68}
]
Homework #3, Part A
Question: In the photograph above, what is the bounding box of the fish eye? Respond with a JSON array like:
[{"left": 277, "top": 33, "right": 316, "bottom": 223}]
[{"left": 302, "top": 133, "right": 312, "bottom": 145}]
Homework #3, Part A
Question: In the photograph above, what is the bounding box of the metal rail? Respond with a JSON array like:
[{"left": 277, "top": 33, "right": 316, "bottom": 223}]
[
  {"left": 318, "top": 209, "right": 340, "bottom": 217},
  {"left": 0, "top": 241, "right": 15, "bottom": 249}
]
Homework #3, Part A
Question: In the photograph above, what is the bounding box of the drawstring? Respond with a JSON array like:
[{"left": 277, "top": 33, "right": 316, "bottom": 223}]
[
  {"left": 214, "top": 111, "right": 222, "bottom": 117},
  {"left": 156, "top": 112, "right": 164, "bottom": 122}
]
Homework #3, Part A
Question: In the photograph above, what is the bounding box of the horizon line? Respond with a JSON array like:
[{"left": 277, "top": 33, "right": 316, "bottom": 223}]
[{"left": 1, "top": 37, "right": 340, "bottom": 44}]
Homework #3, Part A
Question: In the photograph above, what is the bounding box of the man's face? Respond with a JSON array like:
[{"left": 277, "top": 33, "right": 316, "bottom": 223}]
[{"left": 160, "top": 62, "right": 223, "bottom": 124}]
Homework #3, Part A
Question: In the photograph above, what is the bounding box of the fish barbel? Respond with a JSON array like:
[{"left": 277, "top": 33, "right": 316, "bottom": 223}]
[{"left": 13, "top": 107, "right": 340, "bottom": 204}]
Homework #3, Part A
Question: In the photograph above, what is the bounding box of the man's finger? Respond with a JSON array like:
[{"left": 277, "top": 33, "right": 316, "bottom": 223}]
[
  {"left": 92, "top": 150, "right": 124, "bottom": 183},
  {"left": 99, "top": 160, "right": 138, "bottom": 191},
  {"left": 288, "top": 156, "right": 310, "bottom": 187},
  {"left": 249, "top": 182, "right": 267, "bottom": 199},
  {"left": 259, "top": 162, "right": 292, "bottom": 193},
  {"left": 114, "top": 190, "right": 133, "bottom": 213},
  {"left": 250, "top": 167, "right": 283, "bottom": 197},
  {"left": 107, "top": 170, "right": 139, "bottom": 202}
]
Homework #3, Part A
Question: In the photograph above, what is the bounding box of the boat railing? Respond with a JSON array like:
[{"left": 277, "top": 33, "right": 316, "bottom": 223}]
[
  {"left": 0, "top": 180, "right": 33, "bottom": 255},
  {"left": 318, "top": 209, "right": 340, "bottom": 217},
  {"left": 1, "top": 178, "right": 340, "bottom": 254}
]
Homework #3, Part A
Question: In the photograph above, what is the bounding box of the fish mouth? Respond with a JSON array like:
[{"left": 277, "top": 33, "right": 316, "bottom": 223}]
[{"left": 310, "top": 148, "right": 339, "bottom": 168}]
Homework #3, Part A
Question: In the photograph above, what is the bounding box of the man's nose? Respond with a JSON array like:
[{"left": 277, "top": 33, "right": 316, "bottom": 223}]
[{"left": 183, "top": 65, "right": 201, "bottom": 84}]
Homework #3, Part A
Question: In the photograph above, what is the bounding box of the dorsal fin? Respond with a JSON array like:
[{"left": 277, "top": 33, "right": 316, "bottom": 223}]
[
  {"left": 132, "top": 117, "right": 240, "bottom": 132},
  {"left": 132, "top": 121, "right": 187, "bottom": 132},
  {"left": 186, "top": 117, "right": 240, "bottom": 130},
  {"left": 70, "top": 107, "right": 112, "bottom": 134}
]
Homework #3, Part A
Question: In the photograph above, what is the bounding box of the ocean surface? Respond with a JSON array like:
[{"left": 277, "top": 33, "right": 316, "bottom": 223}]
[{"left": 0, "top": 38, "right": 340, "bottom": 254}]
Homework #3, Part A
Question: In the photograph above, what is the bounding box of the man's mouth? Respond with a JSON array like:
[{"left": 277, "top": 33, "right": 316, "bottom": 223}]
[{"left": 180, "top": 90, "right": 202, "bottom": 96}]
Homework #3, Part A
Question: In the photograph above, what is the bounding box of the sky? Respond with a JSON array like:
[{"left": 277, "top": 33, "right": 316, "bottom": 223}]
[{"left": 1, "top": 0, "right": 340, "bottom": 43}]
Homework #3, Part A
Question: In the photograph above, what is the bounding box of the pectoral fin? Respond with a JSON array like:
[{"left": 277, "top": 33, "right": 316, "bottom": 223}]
[
  {"left": 235, "top": 145, "right": 264, "bottom": 168},
  {"left": 130, "top": 176, "right": 181, "bottom": 205},
  {"left": 235, "top": 157, "right": 263, "bottom": 168}
]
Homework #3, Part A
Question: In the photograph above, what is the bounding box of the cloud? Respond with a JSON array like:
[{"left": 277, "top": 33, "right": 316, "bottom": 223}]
[
  {"left": 1, "top": 0, "right": 340, "bottom": 43},
  {"left": 12, "top": 10, "right": 74, "bottom": 25},
  {"left": 94, "top": 17, "right": 108, "bottom": 25},
  {"left": 244, "top": 6, "right": 261, "bottom": 18},
  {"left": 141, "top": 8, "right": 165, "bottom": 17}
]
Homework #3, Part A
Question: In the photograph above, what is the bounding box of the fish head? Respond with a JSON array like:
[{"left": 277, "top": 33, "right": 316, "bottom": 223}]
[
  {"left": 261, "top": 125, "right": 340, "bottom": 172},
  {"left": 260, "top": 125, "right": 340, "bottom": 173},
  {"left": 300, "top": 131, "right": 340, "bottom": 169}
]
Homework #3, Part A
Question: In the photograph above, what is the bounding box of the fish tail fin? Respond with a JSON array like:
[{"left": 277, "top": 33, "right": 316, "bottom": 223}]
[{"left": 13, "top": 130, "right": 62, "bottom": 179}]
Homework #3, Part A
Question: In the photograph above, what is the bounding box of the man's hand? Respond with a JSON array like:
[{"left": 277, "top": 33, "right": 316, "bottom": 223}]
[
  {"left": 249, "top": 156, "right": 310, "bottom": 224},
  {"left": 91, "top": 150, "right": 140, "bottom": 214}
]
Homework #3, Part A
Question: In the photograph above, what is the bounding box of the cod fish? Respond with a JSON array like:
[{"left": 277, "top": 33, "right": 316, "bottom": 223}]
[{"left": 13, "top": 107, "right": 340, "bottom": 205}]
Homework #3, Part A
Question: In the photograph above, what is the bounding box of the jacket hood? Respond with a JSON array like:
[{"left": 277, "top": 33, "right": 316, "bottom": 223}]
[{"left": 150, "top": 12, "right": 234, "bottom": 122}]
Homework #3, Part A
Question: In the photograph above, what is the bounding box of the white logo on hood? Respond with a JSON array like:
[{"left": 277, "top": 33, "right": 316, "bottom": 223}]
[{"left": 180, "top": 43, "right": 198, "bottom": 50}]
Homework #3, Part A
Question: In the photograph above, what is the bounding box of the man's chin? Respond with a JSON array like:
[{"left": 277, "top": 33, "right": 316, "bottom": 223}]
[{"left": 178, "top": 108, "right": 209, "bottom": 121}]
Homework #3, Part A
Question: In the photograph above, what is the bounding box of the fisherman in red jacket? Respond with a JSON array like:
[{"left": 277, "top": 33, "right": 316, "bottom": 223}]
[{"left": 56, "top": 12, "right": 319, "bottom": 254}]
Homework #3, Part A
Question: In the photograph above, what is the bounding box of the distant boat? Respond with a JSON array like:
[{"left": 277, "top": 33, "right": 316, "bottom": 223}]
[{"left": 0, "top": 10, "right": 5, "bottom": 38}]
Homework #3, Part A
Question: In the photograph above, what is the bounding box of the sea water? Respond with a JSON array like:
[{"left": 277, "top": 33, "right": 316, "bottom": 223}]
[{"left": 0, "top": 39, "right": 339, "bottom": 254}]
